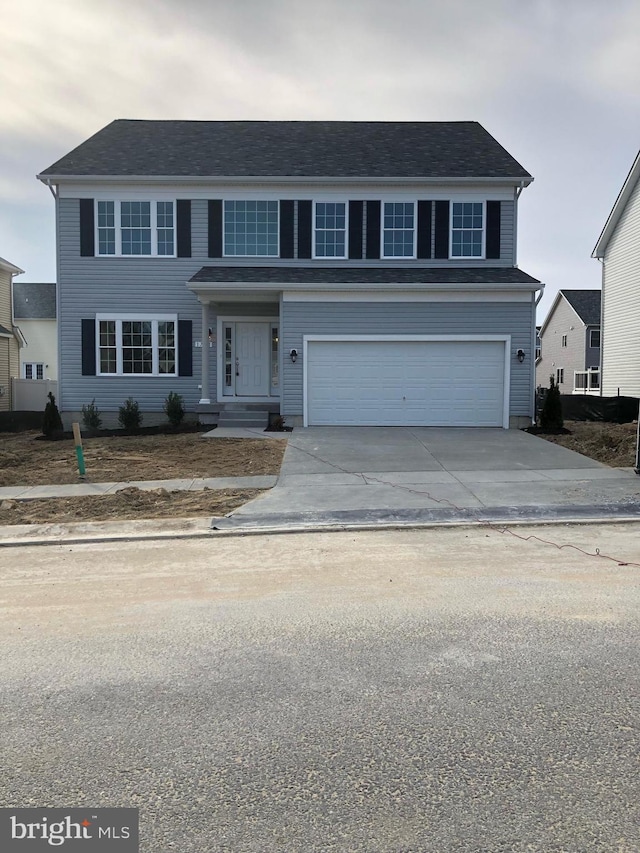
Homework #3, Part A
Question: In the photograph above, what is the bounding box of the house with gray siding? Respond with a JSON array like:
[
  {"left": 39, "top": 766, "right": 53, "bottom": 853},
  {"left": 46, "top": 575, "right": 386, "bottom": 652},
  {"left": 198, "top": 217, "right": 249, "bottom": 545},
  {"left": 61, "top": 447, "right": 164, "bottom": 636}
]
[
  {"left": 38, "top": 120, "right": 542, "bottom": 428},
  {"left": 536, "top": 290, "right": 601, "bottom": 394},
  {"left": 593, "top": 148, "right": 640, "bottom": 397}
]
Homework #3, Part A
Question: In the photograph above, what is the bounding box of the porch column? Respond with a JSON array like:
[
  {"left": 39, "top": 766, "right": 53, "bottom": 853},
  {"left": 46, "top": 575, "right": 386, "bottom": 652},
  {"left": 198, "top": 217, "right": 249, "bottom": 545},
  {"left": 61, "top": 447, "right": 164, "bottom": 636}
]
[{"left": 199, "top": 299, "right": 210, "bottom": 404}]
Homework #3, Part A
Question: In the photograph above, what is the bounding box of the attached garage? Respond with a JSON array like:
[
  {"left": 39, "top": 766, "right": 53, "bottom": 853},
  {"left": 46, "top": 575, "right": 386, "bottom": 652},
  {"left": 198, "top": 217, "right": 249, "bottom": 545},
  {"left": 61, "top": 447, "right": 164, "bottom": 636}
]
[{"left": 304, "top": 337, "right": 509, "bottom": 427}]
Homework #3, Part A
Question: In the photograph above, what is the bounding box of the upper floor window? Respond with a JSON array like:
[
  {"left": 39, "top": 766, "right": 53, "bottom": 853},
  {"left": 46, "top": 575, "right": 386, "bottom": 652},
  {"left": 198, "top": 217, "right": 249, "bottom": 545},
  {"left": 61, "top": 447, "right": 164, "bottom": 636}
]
[
  {"left": 97, "top": 315, "right": 176, "bottom": 376},
  {"left": 96, "top": 201, "right": 175, "bottom": 257},
  {"left": 382, "top": 202, "right": 415, "bottom": 258},
  {"left": 561, "top": 334, "right": 567, "bottom": 347},
  {"left": 590, "top": 329, "right": 601, "bottom": 348},
  {"left": 224, "top": 201, "right": 279, "bottom": 257},
  {"left": 451, "top": 202, "right": 484, "bottom": 258},
  {"left": 314, "top": 202, "right": 347, "bottom": 258}
]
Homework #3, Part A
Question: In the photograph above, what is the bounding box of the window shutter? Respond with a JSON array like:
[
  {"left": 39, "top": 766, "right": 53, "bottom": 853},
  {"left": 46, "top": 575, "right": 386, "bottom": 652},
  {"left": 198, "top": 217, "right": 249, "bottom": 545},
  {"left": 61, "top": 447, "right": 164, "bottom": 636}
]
[
  {"left": 208, "top": 200, "right": 223, "bottom": 258},
  {"left": 366, "top": 201, "right": 381, "bottom": 259},
  {"left": 486, "top": 201, "right": 501, "bottom": 259},
  {"left": 81, "top": 319, "right": 96, "bottom": 376},
  {"left": 348, "top": 201, "right": 364, "bottom": 259},
  {"left": 417, "top": 201, "right": 433, "bottom": 259},
  {"left": 434, "top": 200, "right": 450, "bottom": 259},
  {"left": 280, "top": 200, "right": 294, "bottom": 258},
  {"left": 176, "top": 200, "right": 191, "bottom": 257},
  {"left": 80, "top": 199, "right": 95, "bottom": 257},
  {"left": 297, "top": 200, "right": 312, "bottom": 258},
  {"left": 178, "top": 320, "right": 192, "bottom": 377}
]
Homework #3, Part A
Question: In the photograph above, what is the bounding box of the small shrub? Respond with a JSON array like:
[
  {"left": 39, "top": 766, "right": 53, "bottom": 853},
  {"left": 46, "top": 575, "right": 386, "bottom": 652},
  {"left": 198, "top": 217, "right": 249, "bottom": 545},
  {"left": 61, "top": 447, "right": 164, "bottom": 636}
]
[
  {"left": 540, "top": 376, "right": 563, "bottom": 430},
  {"left": 163, "top": 391, "right": 185, "bottom": 428},
  {"left": 42, "top": 391, "right": 64, "bottom": 439},
  {"left": 118, "top": 397, "right": 142, "bottom": 431},
  {"left": 81, "top": 398, "right": 102, "bottom": 431}
]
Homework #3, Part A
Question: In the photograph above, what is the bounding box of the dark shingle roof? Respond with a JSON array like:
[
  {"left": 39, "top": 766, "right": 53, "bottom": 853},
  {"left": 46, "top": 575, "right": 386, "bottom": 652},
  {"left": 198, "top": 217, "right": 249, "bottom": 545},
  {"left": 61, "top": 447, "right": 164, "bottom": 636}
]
[
  {"left": 189, "top": 266, "right": 540, "bottom": 285},
  {"left": 561, "top": 289, "right": 601, "bottom": 325},
  {"left": 40, "top": 121, "right": 531, "bottom": 180},
  {"left": 12, "top": 282, "right": 56, "bottom": 319}
]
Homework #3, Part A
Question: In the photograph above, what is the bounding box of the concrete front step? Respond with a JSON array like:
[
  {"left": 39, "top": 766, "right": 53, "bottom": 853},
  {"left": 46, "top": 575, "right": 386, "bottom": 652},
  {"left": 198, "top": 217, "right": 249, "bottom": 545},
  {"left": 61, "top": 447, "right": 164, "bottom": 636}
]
[{"left": 218, "top": 410, "right": 269, "bottom": 429}]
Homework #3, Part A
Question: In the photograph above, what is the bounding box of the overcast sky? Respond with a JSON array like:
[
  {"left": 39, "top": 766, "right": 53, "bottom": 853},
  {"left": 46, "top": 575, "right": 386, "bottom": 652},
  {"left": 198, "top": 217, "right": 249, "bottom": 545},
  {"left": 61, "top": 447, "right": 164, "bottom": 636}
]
[{"left": 2, "top": 0, "right": 639, "bottom": 319}]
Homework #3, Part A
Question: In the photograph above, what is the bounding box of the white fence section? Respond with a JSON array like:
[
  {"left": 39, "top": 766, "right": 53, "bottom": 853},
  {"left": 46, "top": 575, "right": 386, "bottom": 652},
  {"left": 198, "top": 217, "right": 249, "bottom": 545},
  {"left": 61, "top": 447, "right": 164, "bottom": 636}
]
[{"left": 11, "top": 378, "right": 59, "bottom": 411}]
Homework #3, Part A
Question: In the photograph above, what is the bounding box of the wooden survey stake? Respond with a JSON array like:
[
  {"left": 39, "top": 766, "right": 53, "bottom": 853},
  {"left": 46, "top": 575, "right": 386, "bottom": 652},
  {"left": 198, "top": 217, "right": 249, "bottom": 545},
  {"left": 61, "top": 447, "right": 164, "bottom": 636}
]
[{"left": 72, "top": 422, "right": 86, "bottom": 477}]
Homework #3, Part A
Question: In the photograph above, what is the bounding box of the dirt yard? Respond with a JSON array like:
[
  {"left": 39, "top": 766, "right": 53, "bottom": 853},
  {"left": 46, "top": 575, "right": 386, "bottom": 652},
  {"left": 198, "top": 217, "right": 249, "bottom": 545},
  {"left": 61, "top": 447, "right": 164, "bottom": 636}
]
[
  {"left": 536, "top": 420, "right": 638, "bottom": 467},
  {"left": 0, "top": 431, "right": 285, "bottom": 525},
  {"left": 0, "top": 431, "right": 286, "bottom": 487}
]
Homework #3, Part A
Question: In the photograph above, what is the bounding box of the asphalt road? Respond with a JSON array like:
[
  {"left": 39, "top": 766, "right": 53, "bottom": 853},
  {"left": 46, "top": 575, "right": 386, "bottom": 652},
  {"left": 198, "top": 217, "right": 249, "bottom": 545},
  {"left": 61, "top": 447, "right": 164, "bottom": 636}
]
[{"left": 1, "top": 524, "right": 639, "bottom": 852}]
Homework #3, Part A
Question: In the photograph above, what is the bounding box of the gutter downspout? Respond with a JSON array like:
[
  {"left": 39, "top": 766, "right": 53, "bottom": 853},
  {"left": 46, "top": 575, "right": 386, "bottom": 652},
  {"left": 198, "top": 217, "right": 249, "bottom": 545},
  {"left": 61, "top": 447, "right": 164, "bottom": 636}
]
[
  {"left": 514, "top": 181, "right": 526, "bottom": 268},
  {"left": 531, "top": 284, "right": 546, "bottom": 425},
  {"left": 44, "top": 178, "right": 62, "bottom": 416}
]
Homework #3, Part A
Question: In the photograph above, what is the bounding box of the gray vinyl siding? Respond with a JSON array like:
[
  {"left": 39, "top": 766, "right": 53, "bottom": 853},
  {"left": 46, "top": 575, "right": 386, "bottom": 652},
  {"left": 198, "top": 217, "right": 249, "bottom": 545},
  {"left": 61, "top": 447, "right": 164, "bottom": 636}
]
[
  {"left": 499, "top": 200, "right": 515, "bottom": 264},
  {"left": 601, "top": 173, "right": 640, "bottom": 396},
  {"left": 282, "top": 301, "right": 533, "bottom": 418},
  {"left": 536, "top": 299, "right": 587, "bottom": 392},
  {"left": 584, "top": 325, "right": 601, "bottom": 371},
  {"left": 58, "top": 197, "right": 209, "bottom": 412}
]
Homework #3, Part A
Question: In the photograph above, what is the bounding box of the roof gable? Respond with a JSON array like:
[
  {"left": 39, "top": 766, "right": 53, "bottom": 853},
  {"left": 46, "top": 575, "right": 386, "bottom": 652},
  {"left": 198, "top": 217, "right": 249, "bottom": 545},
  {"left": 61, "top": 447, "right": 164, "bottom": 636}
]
[
  {"left": 39, "top": 120, "right": 533, "bottom": 181},
  {"left": 593, "top": 148, "right": 640, "bottom": 257},
  {"left": 540, "top": 289, "right": 601, "bottom": 334}
]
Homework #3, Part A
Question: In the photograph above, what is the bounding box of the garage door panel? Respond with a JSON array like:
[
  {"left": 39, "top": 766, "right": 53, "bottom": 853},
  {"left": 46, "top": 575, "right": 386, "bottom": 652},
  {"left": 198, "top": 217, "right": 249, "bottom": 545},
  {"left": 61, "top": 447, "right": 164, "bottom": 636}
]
[{"left": 307, "top": 340, "right": 506, "bottom": 427}]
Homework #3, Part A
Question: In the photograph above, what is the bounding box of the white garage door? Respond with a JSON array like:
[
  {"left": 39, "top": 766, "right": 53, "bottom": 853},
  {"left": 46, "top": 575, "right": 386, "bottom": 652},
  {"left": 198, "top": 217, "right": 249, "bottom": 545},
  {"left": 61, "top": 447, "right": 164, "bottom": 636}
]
[{"left": 306, "top": 340, "right": 507, "bottom": 427}]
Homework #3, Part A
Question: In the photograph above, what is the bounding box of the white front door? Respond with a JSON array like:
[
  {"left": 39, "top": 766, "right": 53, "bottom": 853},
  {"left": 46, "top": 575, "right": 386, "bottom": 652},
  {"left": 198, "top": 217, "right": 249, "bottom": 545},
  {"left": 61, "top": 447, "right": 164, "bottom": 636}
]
[{"left": 236, "top": 322, "right": 270, "bottom": 396}]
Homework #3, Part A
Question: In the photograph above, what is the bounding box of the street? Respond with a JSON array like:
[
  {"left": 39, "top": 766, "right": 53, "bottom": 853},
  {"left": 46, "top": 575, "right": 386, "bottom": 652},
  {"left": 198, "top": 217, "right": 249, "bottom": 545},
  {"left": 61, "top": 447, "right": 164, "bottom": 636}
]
[{"left": 1, "top": 524, "right": 639, "bottom": 852}]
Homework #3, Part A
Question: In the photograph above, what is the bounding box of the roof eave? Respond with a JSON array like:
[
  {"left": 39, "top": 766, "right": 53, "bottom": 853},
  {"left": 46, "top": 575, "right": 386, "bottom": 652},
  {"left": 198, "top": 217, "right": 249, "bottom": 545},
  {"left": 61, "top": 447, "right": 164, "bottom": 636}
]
[
  {"left": 592, "top": 148, "right": 640, "bottom": 258},
  {"left": 0, "top": 257, "right": 24, "bottom": 275},
  {"left": 37, "top": 173, "right": 533, "bottom": 186},
  {"left": 187, "top": 280, "right": 542, "bottom": 293}
]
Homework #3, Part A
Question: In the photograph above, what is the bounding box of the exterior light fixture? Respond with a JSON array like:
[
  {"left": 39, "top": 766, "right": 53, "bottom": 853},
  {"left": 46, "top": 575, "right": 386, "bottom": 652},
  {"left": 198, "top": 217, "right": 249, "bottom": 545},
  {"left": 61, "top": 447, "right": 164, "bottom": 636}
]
[
  {"left": 517, "top": 349, "right": 526, "bottom": 363},
  {"left": 289, "top": 348, "right": 298, "bottom": 363}
]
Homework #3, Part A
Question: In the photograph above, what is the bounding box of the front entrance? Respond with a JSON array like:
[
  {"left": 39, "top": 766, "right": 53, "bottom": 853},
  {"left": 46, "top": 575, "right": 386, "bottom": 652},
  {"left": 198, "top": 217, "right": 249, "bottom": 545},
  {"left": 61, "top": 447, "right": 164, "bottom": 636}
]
[{"left": 220, "top": 319, "right": 279, "bottom": 401}]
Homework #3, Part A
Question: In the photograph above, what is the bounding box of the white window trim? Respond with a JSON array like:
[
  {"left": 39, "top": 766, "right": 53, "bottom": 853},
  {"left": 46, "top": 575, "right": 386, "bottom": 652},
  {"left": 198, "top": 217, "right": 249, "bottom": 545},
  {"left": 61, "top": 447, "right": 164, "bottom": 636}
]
[
  {"left": 589, "top": 329, "right": 601, "bottom": 348},
  {"left": 561, "top": 334, "right": 567, "bottom": 347},
  {"left": 222, "top": 200, "right": 280, "bottom": 258},
  {"left": 23, "top": 362, "right": 45, "bottom": 380},
  {"left": 312, "top": 201, "right": 348, "bottom": 260},
  {"left": 96, "top": 313, "right": 178, "bottom": 377},
  {"left": 302, "top": 334, "right": 511, "bottom": 429},
  {"left": 94, "top": 200, "right": 177, "bottom": 258},
  {"left": 380, "top": 201, "right": 417, "bottom": 260},
  {"left": 449, "top": 200, "right": 486, "bottom": 260}
]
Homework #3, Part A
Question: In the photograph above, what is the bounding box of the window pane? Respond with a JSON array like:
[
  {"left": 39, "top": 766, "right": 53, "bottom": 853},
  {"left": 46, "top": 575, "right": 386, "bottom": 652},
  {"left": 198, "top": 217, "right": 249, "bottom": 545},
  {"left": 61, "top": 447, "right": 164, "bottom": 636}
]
[{"left": 224, "top": 200, "right": 279, "bottom": 256}]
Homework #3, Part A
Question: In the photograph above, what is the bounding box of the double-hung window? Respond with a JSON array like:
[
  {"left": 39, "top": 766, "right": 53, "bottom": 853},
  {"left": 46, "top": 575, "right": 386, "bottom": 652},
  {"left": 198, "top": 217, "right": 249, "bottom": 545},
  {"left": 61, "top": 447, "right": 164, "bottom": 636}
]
[
  {"left": 382, "top": 202, "right": 415, "bottom": 258},
  {"left": 96, "top": 201, "right": 175, "bottom": 256},
  {"left": 97, "top": 315, "right": 177, "bottom": 376},
  {"left": 314, "top": 202, "right": 347, "bottom": 258},
  {"left": 24, "top": 363, "right": 44, "bottom": 380},
  {"left": 451, "top": 202, "right": 484, "bottom": 258},
  {"left": 224, "top": 201, "right": 279, "bottom": 257}
]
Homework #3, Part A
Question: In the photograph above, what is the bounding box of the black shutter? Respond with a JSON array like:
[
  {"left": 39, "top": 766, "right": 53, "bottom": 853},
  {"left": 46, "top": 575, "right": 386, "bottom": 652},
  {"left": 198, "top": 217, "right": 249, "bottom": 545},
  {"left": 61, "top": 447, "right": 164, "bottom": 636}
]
[
  {"left": 81, "top": 319, "right": 96, "bottom": 376},
  {"left": 486, "top": 201, "right": 501, "bottom": 259},
  {"left": 208, "top": 200, "right": 223, "bottom": 258},
  {"left": 366, "top": 200, "right": 381, "bottom": 259},
  {"left": 417, "top": 201, "right": 432, "bottom": 259},
  {"left": 280, "top": 200, "right": 294, "bottom": 258},
  {"left": 348, "top": 201, "right": 363, "bottom": 259},
  {"left": 80, "top": 199, "right": 94, "bottom": 257},
  {"left": 297, "top": 200, "right": 312, "bottom": 258},
  {"left": 434, "top": 200, "right": 450, "bottom": 259},
  {"left": 176, "top": 200, "right": 191, "bottom": 257},
  {"left": 178, "top": 320, "right": 192, "bottom": 377}
]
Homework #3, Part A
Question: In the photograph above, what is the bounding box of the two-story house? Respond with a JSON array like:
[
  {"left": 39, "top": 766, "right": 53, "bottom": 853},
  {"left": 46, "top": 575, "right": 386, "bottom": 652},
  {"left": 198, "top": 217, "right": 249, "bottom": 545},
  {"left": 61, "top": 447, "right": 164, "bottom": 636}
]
[
  {"left": 536, "top": 289, "right": 601, "bottom": 394},
  {"left": 593, "top": 147, "right": 640, "bottom": 398},
  {"left": 0, "top": 255, "right": 25, "bottom": 411},
  {"left": 37, "top": 120, "right": 542, "bottom": 429},
  {"left": 12, "top": 282, "right": 57, "bottom": 381}
]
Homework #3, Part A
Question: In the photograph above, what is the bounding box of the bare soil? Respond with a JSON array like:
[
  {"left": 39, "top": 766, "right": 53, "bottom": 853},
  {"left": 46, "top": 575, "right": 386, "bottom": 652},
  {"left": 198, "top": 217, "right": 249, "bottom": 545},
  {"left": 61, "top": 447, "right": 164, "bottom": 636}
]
[
  {"left": 0, "top": 431, "right": 286, "bottom": 487},
  {"left": 535, "top": 420, "right": 638, "bottom": 467},
  {"left": 0, "top": 431, "right": 284, "bottom": 525}
]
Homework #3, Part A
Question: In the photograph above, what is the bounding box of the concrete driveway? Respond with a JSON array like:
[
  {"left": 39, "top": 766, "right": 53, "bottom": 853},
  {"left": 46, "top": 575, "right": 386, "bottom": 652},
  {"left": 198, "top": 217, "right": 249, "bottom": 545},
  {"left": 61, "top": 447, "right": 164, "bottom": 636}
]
[{"left": 218, "top": 427, "right": 640, "bottom": 530}]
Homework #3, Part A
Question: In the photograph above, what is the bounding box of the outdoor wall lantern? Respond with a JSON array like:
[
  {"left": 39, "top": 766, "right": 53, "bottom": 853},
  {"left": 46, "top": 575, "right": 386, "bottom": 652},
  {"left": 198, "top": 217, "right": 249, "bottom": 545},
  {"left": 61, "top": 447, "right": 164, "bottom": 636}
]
[
  {"left": 289, "top": 348, "right": 298, "bottom": 363},
  {"left": 516, "top": 349, "right": 526, "bottom": 363}
]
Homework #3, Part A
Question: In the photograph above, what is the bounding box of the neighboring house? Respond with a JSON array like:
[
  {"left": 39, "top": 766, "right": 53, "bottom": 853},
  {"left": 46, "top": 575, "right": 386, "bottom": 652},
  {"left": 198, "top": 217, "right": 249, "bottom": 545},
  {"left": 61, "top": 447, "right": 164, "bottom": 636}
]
[
  {"left": 536, "top": 290, "right": 601, "bottom": 394},
  {"left": 37, "top": 120, "right": 542, "bottom": 429},
  {"left": 0, "top": 256, "right": 25, "bottom": 411},
  {"left": 593, "top": 148, "right": 640, "bottom": 397},
  {"left": 12, "top": 282, "right": 57, "bottom": 381}
]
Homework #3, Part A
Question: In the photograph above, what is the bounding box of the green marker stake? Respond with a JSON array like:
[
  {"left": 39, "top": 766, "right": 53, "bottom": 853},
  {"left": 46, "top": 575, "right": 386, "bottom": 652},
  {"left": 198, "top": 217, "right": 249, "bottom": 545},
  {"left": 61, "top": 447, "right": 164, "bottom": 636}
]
[{"left": 72, "top": 422, "right": 86, "bottom": 477}]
